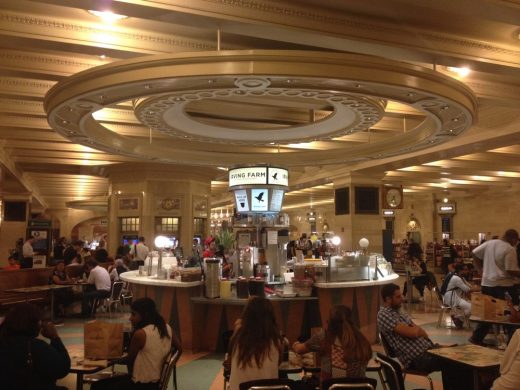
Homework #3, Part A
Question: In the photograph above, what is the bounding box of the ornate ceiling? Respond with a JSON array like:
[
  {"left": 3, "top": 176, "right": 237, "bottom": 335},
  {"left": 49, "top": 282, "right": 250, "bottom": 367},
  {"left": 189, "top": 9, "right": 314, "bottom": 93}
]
[{"left": 1, "top": 0, "right": 520, "bottom": 211}]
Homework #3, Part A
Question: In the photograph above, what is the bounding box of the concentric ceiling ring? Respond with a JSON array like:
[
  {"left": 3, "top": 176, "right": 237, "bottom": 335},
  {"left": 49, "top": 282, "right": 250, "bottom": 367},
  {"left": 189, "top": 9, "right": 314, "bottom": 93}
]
[{"left": 44, "top": 50, "right": 477, "bottom": 167}]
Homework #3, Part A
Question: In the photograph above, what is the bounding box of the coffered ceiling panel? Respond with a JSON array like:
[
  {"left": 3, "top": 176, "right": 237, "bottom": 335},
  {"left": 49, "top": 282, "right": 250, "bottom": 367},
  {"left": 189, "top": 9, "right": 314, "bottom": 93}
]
[{"left": 0, "top": 0, "right": 520, "bottom": 212}]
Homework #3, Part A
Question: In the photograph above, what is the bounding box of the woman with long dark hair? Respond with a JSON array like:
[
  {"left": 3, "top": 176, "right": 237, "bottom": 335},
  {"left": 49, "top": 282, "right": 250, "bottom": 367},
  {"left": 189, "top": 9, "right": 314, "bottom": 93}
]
[
  {"left": 92, "top": 297, "right": 182, "bottom": 390},
  {"left": 293, "top": 305, "right": 372, "bottom": 382},
  {"left": 228, "top": 296, "right": 283, "bottom": 390},
  {"left": 0, "top": 303, "right": 70, "bottom": 390}
]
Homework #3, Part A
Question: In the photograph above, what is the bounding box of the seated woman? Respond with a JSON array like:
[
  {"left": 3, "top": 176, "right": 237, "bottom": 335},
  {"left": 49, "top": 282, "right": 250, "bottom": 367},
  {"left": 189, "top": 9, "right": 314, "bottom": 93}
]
[
  {"left": 292, "top": 305, "right": 372, "bottom": 382},
  {"left": 92, "top": 297, "right": 181, "bottom": 390},
  {"left": 49, "top": 260, "right": 75, "bottom": 317},
  {"left": 491, "top": 329, "right": 520, "bottom": 390},
  {"left": 0, "top": 303, "right": 71, "bottom": 390},
  {"left": 228, "top": 296, "right": 283, "bottom": 390}
]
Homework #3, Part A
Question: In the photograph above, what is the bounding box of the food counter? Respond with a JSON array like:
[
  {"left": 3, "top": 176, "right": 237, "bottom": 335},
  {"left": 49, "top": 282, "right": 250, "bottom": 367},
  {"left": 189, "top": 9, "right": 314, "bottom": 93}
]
[
  {"left": 121, "top": 266, "right": 399, "bottom": 351},
  {"left": 120, "top": 271, "right": 202, "bottom": 350}
]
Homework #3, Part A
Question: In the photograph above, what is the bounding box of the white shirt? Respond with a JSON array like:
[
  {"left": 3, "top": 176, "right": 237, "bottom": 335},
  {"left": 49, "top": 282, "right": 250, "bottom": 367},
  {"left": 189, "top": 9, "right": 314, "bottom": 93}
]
[
  {"left": 492, "top": 329, "right": 520, "bottom": 390},
  {"left": 133, "top": 324, "right": 172, "bottom": 383},
  {"left": 22, "top": 241, "right": 34, "bottom": 257},
  {"left": 443, "top": 274, "right": 471, "bottom": 307},
  {"left": 472, "top": 239, "right": 519, "bottom": 287},
  {"left": 229, "top": 342, "right": 280, "bottom": 390},
  {"left": 87, "top": 265, "right": 111, "bottom": 291},
  {"left": 134, "top": 242, "right": 150, "bottom": 261}
]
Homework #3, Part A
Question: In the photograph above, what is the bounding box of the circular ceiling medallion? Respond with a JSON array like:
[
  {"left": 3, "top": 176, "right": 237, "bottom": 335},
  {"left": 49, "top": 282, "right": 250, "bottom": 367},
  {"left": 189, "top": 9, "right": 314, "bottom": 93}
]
[
  {"left": 44, "top": 50, "right": 477, "bottom": 167},
  {"left": 134, "top": 83, "right": 386, "bottom": 145}
]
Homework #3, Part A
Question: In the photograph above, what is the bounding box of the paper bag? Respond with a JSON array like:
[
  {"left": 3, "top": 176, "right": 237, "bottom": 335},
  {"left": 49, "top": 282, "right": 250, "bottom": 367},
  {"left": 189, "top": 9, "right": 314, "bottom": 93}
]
[{"left": 84, "top": 320, "right": 124, "bottom": 359}]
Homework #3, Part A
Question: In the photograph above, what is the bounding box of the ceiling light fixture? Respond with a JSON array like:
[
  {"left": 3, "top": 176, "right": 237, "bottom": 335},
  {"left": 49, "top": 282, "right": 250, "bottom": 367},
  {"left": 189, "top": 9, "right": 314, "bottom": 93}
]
[
  {"left": 447, "top": 66, "right": 471, "bottom": 77},
  {"left": 88, "top": 10, "right": 128, "bottom": 23}
]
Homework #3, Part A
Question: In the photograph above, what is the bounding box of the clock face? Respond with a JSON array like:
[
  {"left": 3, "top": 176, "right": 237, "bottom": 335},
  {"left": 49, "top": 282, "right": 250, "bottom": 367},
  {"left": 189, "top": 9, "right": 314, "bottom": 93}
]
[{"left": 386, "top": 188, "right": 402, "bottom": 208}]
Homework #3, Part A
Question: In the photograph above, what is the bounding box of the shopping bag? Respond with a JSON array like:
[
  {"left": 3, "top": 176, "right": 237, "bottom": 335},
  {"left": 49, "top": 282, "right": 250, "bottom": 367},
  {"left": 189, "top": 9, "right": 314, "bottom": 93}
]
[{"left": 84, "top": 320, "right": 124, "bottom": 359}]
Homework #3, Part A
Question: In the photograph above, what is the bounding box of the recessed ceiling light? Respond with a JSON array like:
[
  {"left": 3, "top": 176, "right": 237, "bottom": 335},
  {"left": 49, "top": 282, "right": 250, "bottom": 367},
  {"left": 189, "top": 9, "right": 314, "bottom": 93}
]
[{"left": 88, "top": 10, "right": 128, "bottom": 23}]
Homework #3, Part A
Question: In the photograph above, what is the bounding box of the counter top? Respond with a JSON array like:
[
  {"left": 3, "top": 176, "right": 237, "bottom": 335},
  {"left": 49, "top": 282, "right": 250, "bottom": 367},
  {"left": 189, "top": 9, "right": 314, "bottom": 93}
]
[
  {"left": 191, "top": 295, "right": 318, "bottom": 305},
  {"left": 120, "top": 271, "right": 202, "bottom": 288},
  {"left": 314, "top": 272, "right": 399, "bottom": 288}
]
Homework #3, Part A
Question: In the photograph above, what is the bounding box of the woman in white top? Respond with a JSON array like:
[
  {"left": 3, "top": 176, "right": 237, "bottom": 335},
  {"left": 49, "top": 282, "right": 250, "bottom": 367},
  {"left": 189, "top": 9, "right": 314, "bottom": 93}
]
[
  {"left": 491, "top": 329, "right": 520, "bottom": 390},
  {"left": 229, "top": 297, "right": 283, "bottom": 390},
  {"left": 92, "top": 297, "right": 182, "bottom": 390}
]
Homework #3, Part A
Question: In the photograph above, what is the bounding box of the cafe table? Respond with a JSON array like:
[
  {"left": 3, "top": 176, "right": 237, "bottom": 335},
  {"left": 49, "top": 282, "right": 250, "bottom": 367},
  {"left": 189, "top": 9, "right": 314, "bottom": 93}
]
[
  {"left": 68, "top": 345, "right": 126, "bottom": 390},
  {"left": 4, "top": 284, "right": 74, "bottom": 323},
  {"left": 427, "top": 344, "right": 504, "bottom": 390}
]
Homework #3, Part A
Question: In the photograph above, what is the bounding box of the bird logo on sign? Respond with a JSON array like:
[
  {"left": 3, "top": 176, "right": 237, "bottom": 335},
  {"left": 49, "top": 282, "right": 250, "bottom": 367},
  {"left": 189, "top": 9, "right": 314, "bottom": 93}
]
[
  {"left": 272, "top": 172, "right": 278, "bottom": 180},
  {"left": 255, "top": 192, "right": 265, "bottom": 202}
]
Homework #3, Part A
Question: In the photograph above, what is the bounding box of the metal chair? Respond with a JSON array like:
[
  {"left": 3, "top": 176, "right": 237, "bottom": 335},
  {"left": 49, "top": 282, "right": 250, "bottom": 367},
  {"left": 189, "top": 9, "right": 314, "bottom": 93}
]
[
  {"left": 158, "top": 345, "right": 182, "bottom": 390},
  {"left": 239, "top": 378, "right": 294, "bottom": 390},
  {"left": 378, "top": 333, "right": 433, "bottom": 390},
  {"left": 375, "top": 353, "right": 406, "bottom": 390},
  {"left": 432, "top": 286, "right": 455, "bottom": 328},
  {"left": 322, "top": 377, "right": 377, "bottom": 390},
  {"left": 102, "top": 281, "right": 125, "bottom": 317}
]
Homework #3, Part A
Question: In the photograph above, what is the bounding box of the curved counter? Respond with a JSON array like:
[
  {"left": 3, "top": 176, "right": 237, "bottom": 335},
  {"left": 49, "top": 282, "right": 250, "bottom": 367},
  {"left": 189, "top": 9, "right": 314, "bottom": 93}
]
[
  {"left": 315, "top": 273, "right": 399, "bottom": 344},
  {"left": 120, "top": 271, "right": 202, "bottom": 350},
  {"left": 122, "top": 270, "right": 400, "bottom": 350}
]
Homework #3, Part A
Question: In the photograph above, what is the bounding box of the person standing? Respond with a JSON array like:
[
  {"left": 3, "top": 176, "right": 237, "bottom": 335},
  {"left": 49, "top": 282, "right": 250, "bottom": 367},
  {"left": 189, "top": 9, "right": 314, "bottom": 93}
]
[
  {"left": 63, "top": 240, "right": 82, "bottom": 265},
  {"left": 52, "top": 237, "right": 66, "bottom": 264},
  {"left": 469, "top": 229, "right": 520, "bottom": 345},
  {"left": 406, "top": 238, "right": 423, "bottom": 261},
  {"left": 21, "top": 237, "right": 35, "bottom": 269},
  {"left": 132, "top": 237, "right": 149, "bottom": 268},
  {"left": 441, "top": 239, "right": 458, "bottom": 274}
]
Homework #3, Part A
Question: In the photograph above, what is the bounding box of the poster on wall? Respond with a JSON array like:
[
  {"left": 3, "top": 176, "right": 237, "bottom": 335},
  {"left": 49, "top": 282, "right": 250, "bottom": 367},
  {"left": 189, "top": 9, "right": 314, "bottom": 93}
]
[
  {"left": 234, "top": 189, "right": 249, "bottom": 212},
  {"left": 118, "top": 198, "right": 139, "bottom": 211},
  {"left": 251, "top": 188, "right": 268, "bottom": 211}
]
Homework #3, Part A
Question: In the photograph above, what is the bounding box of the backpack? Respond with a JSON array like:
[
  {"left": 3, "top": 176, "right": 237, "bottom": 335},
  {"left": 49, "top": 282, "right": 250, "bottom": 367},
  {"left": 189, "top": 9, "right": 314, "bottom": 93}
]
[{"left": 440, "top": 272, "right": 455, "bottom": 295}]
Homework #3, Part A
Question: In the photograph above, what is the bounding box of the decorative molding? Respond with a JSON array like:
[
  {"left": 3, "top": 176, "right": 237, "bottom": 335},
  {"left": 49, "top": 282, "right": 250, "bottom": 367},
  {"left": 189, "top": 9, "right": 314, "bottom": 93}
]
[
  {"left": 0, "top": 11, "right": 215, "bottom": 52},
  {"left": 203, "top": 0, "right": 520, "bottom": 60}
]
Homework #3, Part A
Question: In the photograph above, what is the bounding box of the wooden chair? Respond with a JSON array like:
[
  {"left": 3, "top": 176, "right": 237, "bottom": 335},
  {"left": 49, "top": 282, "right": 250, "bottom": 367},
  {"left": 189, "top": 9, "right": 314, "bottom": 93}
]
[
  {"left": 378, "top": 333, "right": 433, "bottom": 390},
  {"left": 322, "top": 377, "right": 377, "bottom": 390}
]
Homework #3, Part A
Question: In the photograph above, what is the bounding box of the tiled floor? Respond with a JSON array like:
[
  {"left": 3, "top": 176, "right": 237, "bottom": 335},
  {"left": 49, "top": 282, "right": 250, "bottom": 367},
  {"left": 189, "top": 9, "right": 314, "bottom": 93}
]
[{"left": 52, "top": 286, "right": 491, "bottom": 390}]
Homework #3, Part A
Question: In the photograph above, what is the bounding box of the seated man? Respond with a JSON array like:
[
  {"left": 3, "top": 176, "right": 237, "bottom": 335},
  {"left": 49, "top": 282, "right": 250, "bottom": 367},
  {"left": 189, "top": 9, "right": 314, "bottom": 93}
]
[
  {"left": 377, "top": 283, "right": 443, "bottom": 373},
  {"left": 82, "top": 258, "right": 111, "bottom": 316}
]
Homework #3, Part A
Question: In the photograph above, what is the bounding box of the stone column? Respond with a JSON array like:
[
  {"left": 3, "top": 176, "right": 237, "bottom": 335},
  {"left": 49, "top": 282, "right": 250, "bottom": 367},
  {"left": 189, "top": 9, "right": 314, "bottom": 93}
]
[
  {"left": 106, "top": 164, "right": 213, "bottom": 256},
  {"left": 332, "top": 173, "right": 386, "bottom": 253}
]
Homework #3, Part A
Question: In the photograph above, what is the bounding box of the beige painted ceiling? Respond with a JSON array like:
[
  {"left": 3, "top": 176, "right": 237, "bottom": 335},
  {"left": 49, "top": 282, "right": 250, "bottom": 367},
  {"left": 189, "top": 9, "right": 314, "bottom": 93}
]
[{"left": 1, "top": 0, "right": 520, "bottom": 212}]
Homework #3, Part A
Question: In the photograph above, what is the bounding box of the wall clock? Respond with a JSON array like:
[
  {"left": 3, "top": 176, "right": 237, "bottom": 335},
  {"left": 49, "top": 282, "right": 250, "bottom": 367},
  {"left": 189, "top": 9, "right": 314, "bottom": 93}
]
[{"left": 383, "top": 187, "right": 403, "bottom": 209}]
